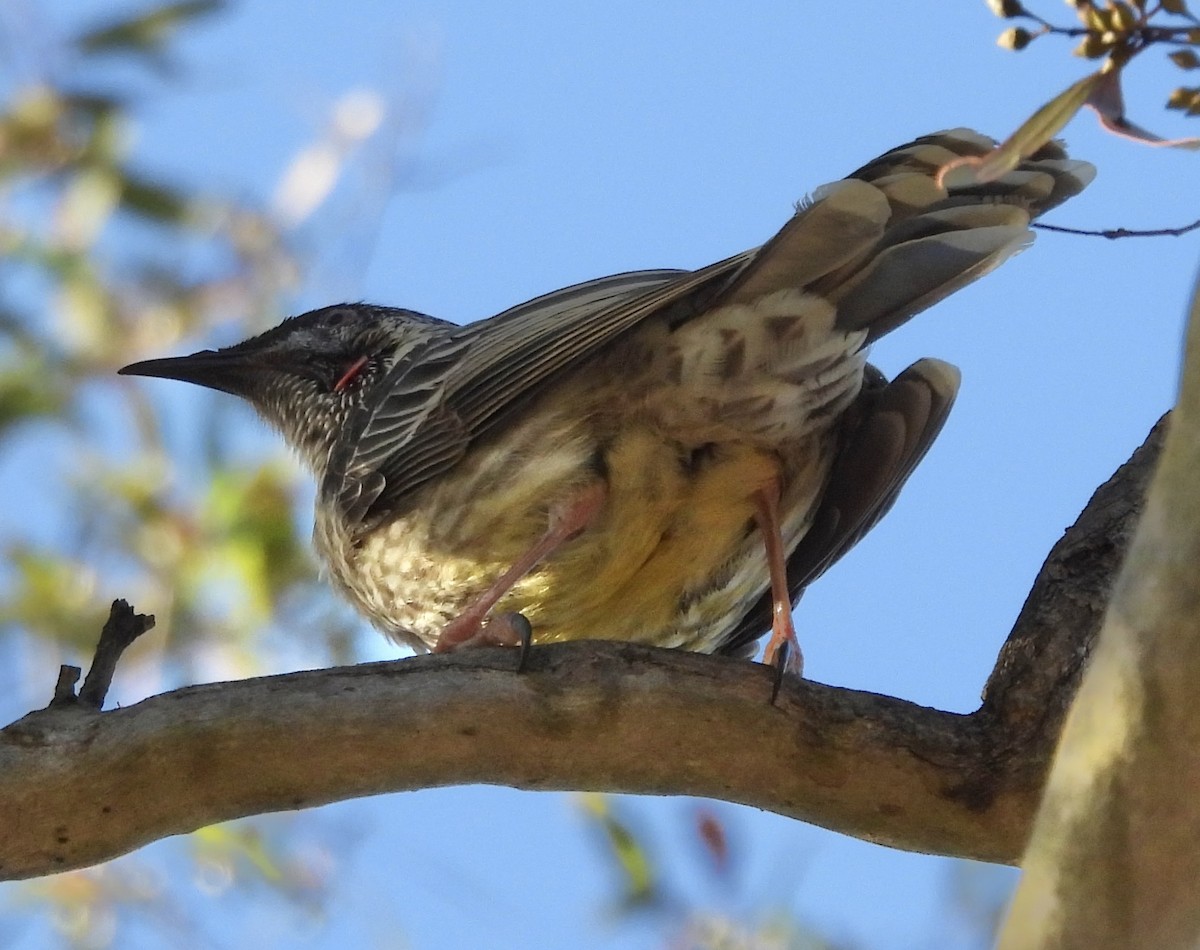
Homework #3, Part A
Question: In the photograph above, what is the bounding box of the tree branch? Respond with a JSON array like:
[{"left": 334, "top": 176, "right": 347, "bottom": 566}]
[
  {"left": 0, "top": 419, "right": 1163, "bottom": 882},
  {"left": 54, "top": 599, "right": 156, "bottom": 710},
  {"left": 999, "top": 276, "right": 1200, "bottom": 946}
]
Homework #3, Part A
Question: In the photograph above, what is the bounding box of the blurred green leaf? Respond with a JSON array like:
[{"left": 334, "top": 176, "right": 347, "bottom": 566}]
[
  {"left": 957, "top": 70, "right": 1104, "bottom": 184},
  {"left": 0, "top": 85, "right": 76, "bottom": 174},
  {"left": 75, "top": 0, "right": 225, "bottom": 59},
  {"left": 198, "top": 464, "right": 314, "bottom": 622},
  {"left": 59, "top": 91, "right": 126, "bottom": 119},
  {"left": 1, "top": 545, "right": 109, "bottom": 648},
  {"left": 119, "top": 174, "right": 192, "bottom": 224},
  {"left": 194, "top": 825, "right": 285, "bottom": 884},
  {"left": 58, "top": 167, "right": 123, "bottom": 248},
  {"left": 577, "top": 794, "right": 660, "bottom": 910},
  {"left": 0, "top": 359, "right": 68, "bottom": 436}
]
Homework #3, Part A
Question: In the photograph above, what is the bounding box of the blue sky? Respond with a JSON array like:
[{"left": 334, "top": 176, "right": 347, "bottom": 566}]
[{"left": 3, "top": 1, "right": 1197, "bottom": 947}]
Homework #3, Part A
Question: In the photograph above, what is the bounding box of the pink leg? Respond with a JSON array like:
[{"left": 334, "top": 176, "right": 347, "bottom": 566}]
[
  {"left": 434, "top": 481, "right": 607, "bottom": 653},
  {"left": 754, "top": 479, "right": 804, "bottom": 677}
]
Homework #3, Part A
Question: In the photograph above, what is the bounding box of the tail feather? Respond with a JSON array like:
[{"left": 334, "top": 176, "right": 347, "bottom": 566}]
[
  {"left": 828, "top": 217, "right": 1031, "bottom": 342},
  {"left": 850, "top": 128, "right": 1094, "bottom": 217},
  {"left": 719, "top": 179, "right": 891, "bottom": 306},
  {"left": 713, "top": 128, "right": 1095, "bottom": 345}
]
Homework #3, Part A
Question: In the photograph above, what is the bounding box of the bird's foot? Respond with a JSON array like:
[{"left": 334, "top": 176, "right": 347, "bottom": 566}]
[
  {"left": 762, "top": 628, "right": 803, "bottom": 677},
  {"left": 753, "top": 478, "right": 804, "bottom": 702},
  {"left": 763, "top": 628, "right": 803, "bottom": 704},
  {"left": 434, "top": 610, "right": 530, "bottom": 653},
  {"left": 432, "top": 481, "right": 605, "bottom": 656}
]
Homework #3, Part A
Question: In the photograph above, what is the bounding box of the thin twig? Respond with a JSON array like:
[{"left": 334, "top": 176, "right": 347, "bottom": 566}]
[
  {"left": 1034, "top": 218, "right": 1200, "bottom": 239},
  {"left": 49, "top": 666, "right": 81, "bottom": 708},
  {"left": 76, "top": 599, "right": 156, "bottom": 710}
]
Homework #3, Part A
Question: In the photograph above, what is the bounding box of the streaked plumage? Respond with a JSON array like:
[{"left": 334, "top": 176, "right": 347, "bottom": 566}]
[{"left": 120, "top": 129, "right": 1094, "bottom": 667}]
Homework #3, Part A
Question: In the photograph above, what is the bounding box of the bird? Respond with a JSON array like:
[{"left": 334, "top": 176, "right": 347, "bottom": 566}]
[{"left": 119, "top": 129, "right": 1094, "bottom": 677}]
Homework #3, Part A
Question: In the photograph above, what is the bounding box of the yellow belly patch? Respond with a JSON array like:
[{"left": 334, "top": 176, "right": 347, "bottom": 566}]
[{"left": 505, "top": 426, "right": 779, "bottom": 643}]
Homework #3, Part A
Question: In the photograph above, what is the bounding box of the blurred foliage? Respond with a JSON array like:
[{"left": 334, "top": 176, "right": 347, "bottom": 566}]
[
  {"left": 979, "top": 0, "right": 1200, "bottom": 178},
  {"left": 75, "top": 1, "right": 225, "bottom": 67},
  {"left": 0, "top": 1, "right": 382, "bottom": 945},
  {"left": 579, "top": 794, "right": 1016, "bottom": 947},
  {"left": 988, "top": 0, "right": 1200, "bottom": 80},
  {"left": 8, "top": 817, "right": 340, "bottom": 949},
  {"left": 578, "top": 793, "right": 662, "bottom": 911},
  {"left": 0, "top": 0, "right": 328, "bottom": 665},
  {"left": 578, "top": 796, "right": 851, "bottom": 950}
]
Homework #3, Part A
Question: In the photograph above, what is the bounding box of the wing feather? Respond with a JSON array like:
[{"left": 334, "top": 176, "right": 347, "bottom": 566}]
[
  {"left": 321, "top": 128, "right": 1095, "bottom": 538},
  {"left": 719, "top": 358, "right": 959, "bottom": 657},
  {"left": 322, "top": 269, "right": 739, "bottom": 530}
]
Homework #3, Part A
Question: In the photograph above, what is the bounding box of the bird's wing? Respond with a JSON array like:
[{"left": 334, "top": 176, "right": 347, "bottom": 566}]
[
  {"left": 322, "top": 189, "right": 899, "bottom": 532},
  {"left": 322, "top": 268, "right": 742, "bottom": 530},
  {"left": 718, "top": 358, "right": 959, "bottom": 659},
  {"left": 325, "top": 129, "right": 1093, "bottom": 534}
]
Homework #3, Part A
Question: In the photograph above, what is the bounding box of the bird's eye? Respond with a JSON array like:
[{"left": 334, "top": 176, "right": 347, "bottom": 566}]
[{"left": 333, "top": 355, "right": 371, "bottom": 393}]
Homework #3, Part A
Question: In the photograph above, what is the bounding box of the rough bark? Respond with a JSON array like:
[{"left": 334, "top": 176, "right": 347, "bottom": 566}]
[
  {"left": 999, "top": 279, "right": 1200, "bottom": 948},
  {"left": 0, "top": 417, "right": 1162, "bottom": 882}
]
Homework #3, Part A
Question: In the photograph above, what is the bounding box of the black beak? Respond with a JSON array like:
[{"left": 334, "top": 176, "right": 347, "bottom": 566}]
[{"left": 118, "top": 350, "right": 265, "bottom": 399}]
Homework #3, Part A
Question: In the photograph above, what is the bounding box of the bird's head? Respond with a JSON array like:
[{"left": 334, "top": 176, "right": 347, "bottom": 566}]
[{"left": 120, "top": 304, "right": 448, "bottom": 476}]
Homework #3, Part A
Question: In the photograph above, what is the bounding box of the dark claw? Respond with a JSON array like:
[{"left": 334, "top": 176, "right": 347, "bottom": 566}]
[
  {"left": 511, "top": 612, "right": 534, "bottom": 673},
  {"left": 770, "top": 640, "right": 790, "bottom": 705}
]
